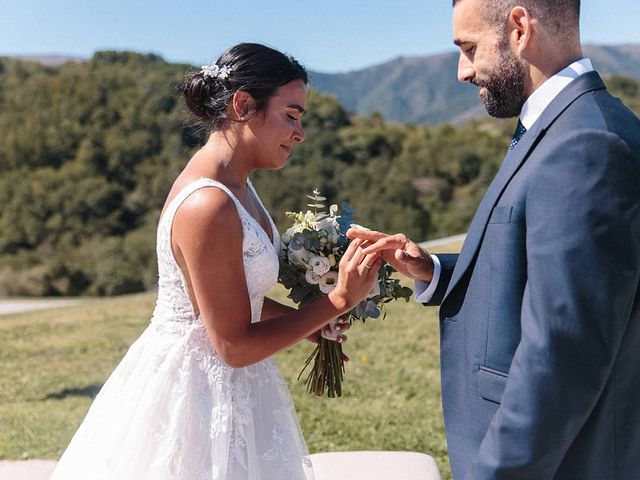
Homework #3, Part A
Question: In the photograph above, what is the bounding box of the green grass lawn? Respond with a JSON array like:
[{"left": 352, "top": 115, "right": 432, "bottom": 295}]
[{"left": 0, "top": 284, "right": 452, "bottom": 478}]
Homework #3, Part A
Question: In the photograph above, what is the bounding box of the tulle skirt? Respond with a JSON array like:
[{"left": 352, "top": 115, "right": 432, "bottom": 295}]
[{"left": 50, "top": 320, "right": 310, "bottom": 480}]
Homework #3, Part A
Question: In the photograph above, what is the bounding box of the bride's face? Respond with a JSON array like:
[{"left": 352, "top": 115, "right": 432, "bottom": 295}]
[{"left": 246, "top": 79, "right": 307, "bottom": 169}]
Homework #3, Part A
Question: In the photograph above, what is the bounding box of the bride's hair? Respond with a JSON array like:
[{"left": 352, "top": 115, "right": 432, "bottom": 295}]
[{"left": 180, "top": 43, "right": 308, "bottom": 131}]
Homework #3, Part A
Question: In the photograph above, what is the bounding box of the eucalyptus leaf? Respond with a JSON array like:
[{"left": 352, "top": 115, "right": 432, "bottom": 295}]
[
  {"left": 365, "top": 300, "right": 380, "bottom": 318},
  {"left": 306, "top": 194, "right": 327, "bottom": 201}
]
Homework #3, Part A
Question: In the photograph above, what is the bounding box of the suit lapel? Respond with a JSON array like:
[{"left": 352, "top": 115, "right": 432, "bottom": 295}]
[{"left": 443, "top": 72, "right": 607, "bottom": 302}]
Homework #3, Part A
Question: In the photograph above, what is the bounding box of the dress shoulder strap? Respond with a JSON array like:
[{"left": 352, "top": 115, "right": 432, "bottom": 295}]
[
  {"left": 157, "top": 177, "right": 248, "bottom": 263},
  {"left": 160, "top": 177, "right": 245, "bottom": 229}
]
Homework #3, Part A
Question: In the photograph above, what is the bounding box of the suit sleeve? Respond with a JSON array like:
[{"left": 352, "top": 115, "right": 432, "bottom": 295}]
[
  {"left": 467, "top": 130, "right": 640, "bottom": 478},
  {"left": 422, "top": 253, "right": 458, "bottom": 306}
]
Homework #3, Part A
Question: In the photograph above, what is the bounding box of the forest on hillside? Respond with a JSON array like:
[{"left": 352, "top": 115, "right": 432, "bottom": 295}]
[{"left": 0, "top": 52, "right": 638, "bottom": 296}]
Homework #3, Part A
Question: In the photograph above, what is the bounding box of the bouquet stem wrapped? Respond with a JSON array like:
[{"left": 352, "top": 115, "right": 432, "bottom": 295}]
[
  {"left": 300, "top": 337, "right": 345, "bottom": 397},
  {"left": 279, "top": 190, "right": 412, "bottom": 397}
]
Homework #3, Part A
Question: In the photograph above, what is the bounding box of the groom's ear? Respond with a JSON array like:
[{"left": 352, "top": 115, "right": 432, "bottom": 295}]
[
  {"left": 231, "top": 90, "right": 256, "bottom": 121},
  {"left": 507, "top": 6, "right": 534, "bottom": 57}
]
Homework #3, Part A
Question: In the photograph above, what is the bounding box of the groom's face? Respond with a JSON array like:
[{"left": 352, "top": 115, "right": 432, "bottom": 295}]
[{"left": 453, "top": 0, "right": 528, "bottom": 118}]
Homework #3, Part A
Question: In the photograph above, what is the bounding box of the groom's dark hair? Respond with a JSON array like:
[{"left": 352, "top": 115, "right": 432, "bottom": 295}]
[{"left": 453, "top": 0, "right": 581, "bottom": 38}]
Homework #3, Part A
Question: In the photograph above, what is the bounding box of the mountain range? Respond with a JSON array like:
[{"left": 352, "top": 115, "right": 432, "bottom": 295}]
[
  {"left": 309, "top": 44, "right": 640, "bottom": 124},
  {"left": 11, "top": 44, "right": 640, "bottom": 124}
]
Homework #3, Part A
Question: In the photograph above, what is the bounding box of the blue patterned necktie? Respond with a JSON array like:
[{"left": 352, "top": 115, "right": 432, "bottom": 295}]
[{"left": 509, "top": 120, "right": 527, "bottom": 150}]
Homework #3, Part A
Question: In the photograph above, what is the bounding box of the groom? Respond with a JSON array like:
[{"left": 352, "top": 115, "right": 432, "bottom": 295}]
[{"left": 350, "top": 0, "right": 640, "bottom": 478}]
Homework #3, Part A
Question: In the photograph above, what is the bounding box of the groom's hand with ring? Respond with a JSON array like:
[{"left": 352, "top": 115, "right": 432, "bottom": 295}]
[{"left": 346, "top": 229, "right": 434, "bottom": 282}]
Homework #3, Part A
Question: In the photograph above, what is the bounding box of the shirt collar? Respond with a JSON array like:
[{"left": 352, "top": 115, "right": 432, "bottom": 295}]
[{"left": 520, "top": 58, "right": 594, "bottom": 130}]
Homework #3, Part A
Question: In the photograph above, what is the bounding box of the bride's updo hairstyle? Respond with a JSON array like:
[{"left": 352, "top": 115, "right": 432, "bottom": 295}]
[{"left": 180, "top": 43, "right": 308, "bottom": 130}]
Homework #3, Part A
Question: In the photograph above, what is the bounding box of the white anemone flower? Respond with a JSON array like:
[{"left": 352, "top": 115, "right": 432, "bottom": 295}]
[
  {"left": 309, "top": 255, "right": 331, "bottom": 275},
  {"left": 305, "top": 270, "right": 322, "bottom": 285},
  {"left": 319, "top": 271, "right": 338, "bottom": 294}
]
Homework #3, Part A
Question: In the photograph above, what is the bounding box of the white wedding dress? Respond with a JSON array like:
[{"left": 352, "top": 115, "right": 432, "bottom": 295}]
[{"left": 51, "top": 178, "right": 313, "bottom": 480}]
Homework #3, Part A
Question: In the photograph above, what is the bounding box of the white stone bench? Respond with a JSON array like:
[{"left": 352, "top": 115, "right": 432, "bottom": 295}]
[
  {"left": 305, "top": 451, "right": 442, "bottom": 480},
  {"left": 0, "top": 452, "right": 442, "bottom": 480},
  {"left": 0, "top": 460, "right": 58, "bottom": 480}
]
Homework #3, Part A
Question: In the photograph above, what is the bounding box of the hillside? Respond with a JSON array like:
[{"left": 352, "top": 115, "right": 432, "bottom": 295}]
[
  {"left": 309, "top": 44, "right": 640, "bottom": 124},
  {"left": 11, "top": 44, "right": 640, "bottom": 124},
  {"left": 11, "top": 55, "right": 85, "bottom": 66},
  {"left": 0, "top": 52, "right": 637, "bottom": 297}
]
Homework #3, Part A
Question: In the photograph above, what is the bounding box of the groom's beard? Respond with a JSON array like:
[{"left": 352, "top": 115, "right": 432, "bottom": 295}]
[{"left": 475, "top": 45, "right": 528, "bottom": 118}]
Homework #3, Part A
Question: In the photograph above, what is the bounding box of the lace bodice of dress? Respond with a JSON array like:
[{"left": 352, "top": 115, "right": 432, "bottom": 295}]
[{"left": 151, "top": 177, "right": 280, "bottom": 328}]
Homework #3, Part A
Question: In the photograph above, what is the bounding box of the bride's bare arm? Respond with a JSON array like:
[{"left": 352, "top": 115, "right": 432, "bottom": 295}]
[
  {"left": 261, "top": 297, "right": 350, "bottom": 345},
  {"left": 172, "top": 188, "right": 379, "bottom": 368},
  {"left": 260, "top": 297, "right": 294, "bottom": 320}
]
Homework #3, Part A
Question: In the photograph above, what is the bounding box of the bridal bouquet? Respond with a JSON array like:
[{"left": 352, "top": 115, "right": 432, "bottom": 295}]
[{"left": 278, "top": 190, "right": 413, "bottom": 397}]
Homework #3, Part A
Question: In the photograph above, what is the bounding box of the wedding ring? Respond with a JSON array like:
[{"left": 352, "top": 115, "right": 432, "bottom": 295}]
[{"left": 363, "top": 264, "right": 372, "bottom": 269}]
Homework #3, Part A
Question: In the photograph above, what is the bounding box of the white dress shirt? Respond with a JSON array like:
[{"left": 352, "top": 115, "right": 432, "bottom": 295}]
[{"left": 414, "top": 58, "right": 595, "bottom": 303}]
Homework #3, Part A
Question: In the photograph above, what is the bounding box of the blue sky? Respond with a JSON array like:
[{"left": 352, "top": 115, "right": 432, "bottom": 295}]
[{"left": 3, "top": 0, "right": 639, "bottom": 73}]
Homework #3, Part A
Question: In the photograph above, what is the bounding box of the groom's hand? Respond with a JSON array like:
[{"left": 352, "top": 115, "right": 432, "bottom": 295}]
[{"left": 346, "top": 229, "right": 434, "bottom": 282}]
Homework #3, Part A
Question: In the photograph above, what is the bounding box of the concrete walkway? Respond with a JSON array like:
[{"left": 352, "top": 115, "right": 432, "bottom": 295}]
[{"left": 0, "top": 299, "right": 81, "bottom": 316}]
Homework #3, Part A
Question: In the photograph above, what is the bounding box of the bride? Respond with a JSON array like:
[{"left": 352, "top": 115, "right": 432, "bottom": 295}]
[{"left": 50, "top": 43, "right": 381, "bottom": 480}]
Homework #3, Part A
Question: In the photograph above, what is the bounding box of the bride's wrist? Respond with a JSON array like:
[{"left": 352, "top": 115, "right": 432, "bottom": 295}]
[{"left": 326, "top": 289, "right": 349, "bottom": 315}]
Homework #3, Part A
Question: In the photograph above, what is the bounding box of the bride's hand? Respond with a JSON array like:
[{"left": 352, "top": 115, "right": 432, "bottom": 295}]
[
  {"left": 306, "top": 317, "right": 351, "bottom": 362},
  {"left": 346, "top": 228, "right": 434, "bottom": 282},
  {"left": 321, "top": 317, "right": 350, "bottom": 343},
  {"left": 327, "top": 239, "right": 382, "bottom": 314},
  {"left": 305, "top": 317, "right": 350, "bottom": 343}
]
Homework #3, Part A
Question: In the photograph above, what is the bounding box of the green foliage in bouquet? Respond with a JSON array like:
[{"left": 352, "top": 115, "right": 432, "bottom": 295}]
[{"left": 279, "top": 190, "right": 413, "bottom": 397}]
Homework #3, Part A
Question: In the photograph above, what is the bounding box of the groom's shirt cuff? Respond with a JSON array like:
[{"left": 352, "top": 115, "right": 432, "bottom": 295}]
[{"left": 414, "top": 254, "right": 441, "bottom": 303}]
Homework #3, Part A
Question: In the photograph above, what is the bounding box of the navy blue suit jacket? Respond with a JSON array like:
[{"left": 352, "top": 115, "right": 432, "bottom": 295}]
[{"left": 427, "top": 72, "right": 640, "bottom": 479}]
